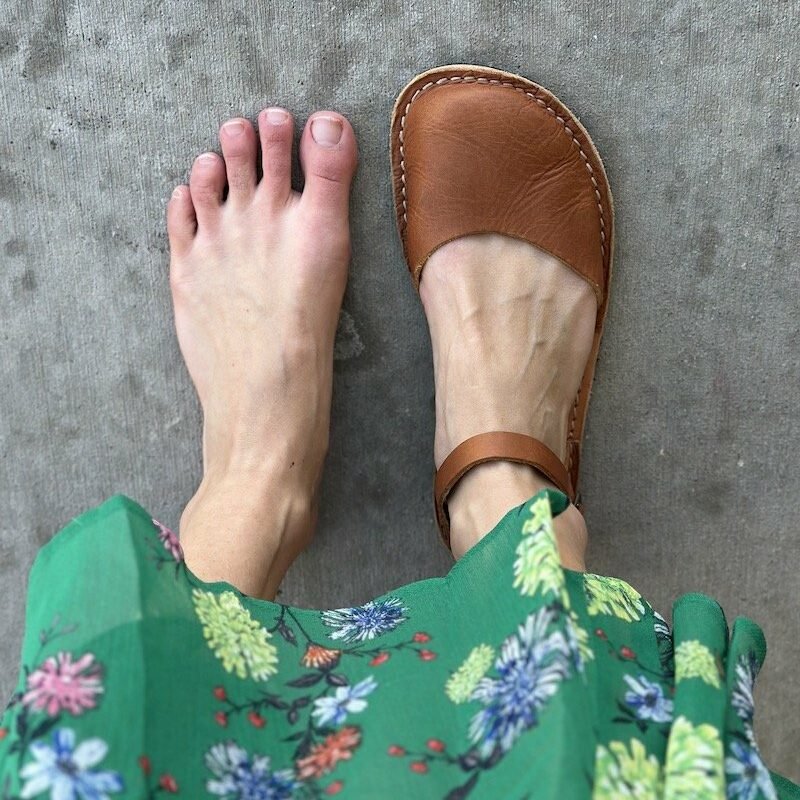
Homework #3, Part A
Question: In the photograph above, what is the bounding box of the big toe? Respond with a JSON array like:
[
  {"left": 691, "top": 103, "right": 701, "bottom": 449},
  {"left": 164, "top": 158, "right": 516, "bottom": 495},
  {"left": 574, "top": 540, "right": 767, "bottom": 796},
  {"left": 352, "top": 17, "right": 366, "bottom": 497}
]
[{"left": 298, "top": 111, "right": 358, "bottom": 216}]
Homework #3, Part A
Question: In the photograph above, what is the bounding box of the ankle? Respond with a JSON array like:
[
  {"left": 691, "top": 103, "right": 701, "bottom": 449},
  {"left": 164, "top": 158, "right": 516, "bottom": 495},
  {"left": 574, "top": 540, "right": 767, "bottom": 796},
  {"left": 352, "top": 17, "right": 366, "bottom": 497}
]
[
  {"left": 447, "top": 461, "right": 553, "bottom": 558},
  {"left": 180, "top": 470, "right": 315, "bottom": 599},
  {"left": 446, "top": 461, "right": 587, "bottom": 570}
]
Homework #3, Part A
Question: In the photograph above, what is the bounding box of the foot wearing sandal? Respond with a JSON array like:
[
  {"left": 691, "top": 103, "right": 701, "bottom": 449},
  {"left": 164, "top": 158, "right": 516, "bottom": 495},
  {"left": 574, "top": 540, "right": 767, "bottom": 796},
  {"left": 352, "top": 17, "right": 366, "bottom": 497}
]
[
  {"left": 391, "top": 65, "right": 614, "bottom": 567},
  {"left": 420, "top": 235, "right": 594, "bottom": 565},
  {"left": 166, "top": 108, "right": 358, "bottom": 599}
]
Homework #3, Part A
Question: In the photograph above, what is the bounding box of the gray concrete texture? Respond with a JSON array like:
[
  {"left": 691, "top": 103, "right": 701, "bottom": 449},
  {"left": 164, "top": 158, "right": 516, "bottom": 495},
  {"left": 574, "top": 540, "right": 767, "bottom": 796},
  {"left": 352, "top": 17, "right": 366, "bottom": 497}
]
[{"left": 1, "top": 0, "right": 798, "bottom": 781}]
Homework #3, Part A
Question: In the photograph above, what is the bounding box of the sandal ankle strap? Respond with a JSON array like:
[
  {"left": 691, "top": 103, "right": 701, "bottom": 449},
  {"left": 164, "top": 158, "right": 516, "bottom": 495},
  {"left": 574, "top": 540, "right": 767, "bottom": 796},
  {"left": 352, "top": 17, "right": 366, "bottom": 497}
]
[{"left": 434, "top": 431, "right": 575, "bottom": 550}]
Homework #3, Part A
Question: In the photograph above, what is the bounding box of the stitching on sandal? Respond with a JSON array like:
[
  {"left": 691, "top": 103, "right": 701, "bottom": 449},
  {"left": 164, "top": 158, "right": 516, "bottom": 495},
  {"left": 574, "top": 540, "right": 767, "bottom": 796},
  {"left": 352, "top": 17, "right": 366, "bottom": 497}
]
[{"left": 397, "top": 74, "right": 608, "bottom": 267}]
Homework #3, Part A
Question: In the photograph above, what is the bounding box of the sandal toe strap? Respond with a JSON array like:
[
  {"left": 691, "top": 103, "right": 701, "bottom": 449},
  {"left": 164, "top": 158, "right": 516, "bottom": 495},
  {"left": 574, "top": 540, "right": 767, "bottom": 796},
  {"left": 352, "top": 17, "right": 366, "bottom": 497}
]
[{"left": 434, "top": 431, "right": 574, "bottom": 549}]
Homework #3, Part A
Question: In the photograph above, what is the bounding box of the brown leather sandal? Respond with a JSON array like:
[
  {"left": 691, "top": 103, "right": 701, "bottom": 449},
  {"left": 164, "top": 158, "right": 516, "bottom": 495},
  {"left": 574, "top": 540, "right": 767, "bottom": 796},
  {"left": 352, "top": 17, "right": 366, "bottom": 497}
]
[{"left": 389, "top": 64, "right": 615, "bottom": 551}]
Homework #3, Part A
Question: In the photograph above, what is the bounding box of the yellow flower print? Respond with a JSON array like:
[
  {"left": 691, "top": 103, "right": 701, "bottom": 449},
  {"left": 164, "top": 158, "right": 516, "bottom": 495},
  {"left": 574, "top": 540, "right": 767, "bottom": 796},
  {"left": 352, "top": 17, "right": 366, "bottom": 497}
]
[
  {"left": 513, "top": 494, "right": 568, "bottom": 607},
  {"left": 674, "top": 640, "right": 721, "bottom": 688},
  {"left": 594, "top": 738, "right": 663, "bottom": 799},
  {"left": 663, "top": 716, "right": 724, "bottom": 800},
  {"left": 584, "top": 575, "right": 647, "bottom": 622},
  {"left": 192, "top": 589, "right": 278, "bottom": 681},
  {"left": 445, "top": 644, "right": 495, "bottom": 704}
]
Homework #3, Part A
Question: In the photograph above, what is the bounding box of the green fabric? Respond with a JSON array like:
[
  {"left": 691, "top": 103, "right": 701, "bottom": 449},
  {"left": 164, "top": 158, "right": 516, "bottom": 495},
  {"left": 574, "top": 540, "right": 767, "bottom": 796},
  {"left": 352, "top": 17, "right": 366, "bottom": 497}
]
[{"left": 1, "top": 489, "right": 796, "bottom": 799}]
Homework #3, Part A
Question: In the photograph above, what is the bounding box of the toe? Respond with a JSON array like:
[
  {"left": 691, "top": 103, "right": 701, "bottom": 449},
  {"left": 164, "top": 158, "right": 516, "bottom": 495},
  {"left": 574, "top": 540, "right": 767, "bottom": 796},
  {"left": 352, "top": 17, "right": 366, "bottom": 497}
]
[
  {"left": 298, "top": 111, "right": 358, "bottom": 216},
  {"left": 166, "top": 185, "right": 196, "bottom": 255},
  {"left": 219, "top": 117, "right": 258, "bottom": 204},
  {"left": 257, "top": 107, "right": 294, "bottom": 208},
  {"left": 189, "top": 152, "right": 225, "bottom": 228}
]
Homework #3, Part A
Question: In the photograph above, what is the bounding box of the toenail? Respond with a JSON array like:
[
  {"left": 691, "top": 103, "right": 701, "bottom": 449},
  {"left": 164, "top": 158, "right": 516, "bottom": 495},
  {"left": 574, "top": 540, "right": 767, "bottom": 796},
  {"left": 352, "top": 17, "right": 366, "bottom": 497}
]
[
  {"left": 265, "top": 107, "right": 289, "bottom": 125},
  {"left": 311, "top": 116, "right": 343, "bottom": 147},
  {"left": 199, "top": 153, "right": 217, "bottom": 164},
  {"left": 223, "top": 120, "right": 245, "bottom": 136}
]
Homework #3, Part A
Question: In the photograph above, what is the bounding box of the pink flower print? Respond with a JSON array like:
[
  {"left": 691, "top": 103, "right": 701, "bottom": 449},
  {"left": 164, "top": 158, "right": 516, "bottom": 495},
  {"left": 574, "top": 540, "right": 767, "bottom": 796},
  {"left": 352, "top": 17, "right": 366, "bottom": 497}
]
[
  {"left": 23, "top": 652, "right": 104, "bottom": 716},
  {"left": 152, "top": 519, "right": 184, "bottom": 563}
]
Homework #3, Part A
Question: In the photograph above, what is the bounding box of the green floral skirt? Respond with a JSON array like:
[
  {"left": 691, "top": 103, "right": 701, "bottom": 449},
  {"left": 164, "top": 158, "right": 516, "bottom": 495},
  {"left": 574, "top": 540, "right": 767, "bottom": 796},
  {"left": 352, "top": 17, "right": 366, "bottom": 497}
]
[{"left": 1, "top": 489, "right": 797, "bottom": 799}]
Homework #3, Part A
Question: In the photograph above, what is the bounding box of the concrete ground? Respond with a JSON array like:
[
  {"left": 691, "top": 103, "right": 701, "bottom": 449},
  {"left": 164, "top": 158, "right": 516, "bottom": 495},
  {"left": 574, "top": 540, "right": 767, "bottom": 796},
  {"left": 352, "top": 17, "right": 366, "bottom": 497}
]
[{"left": 1, "top": 0, "right": 798, "bottom": 782}]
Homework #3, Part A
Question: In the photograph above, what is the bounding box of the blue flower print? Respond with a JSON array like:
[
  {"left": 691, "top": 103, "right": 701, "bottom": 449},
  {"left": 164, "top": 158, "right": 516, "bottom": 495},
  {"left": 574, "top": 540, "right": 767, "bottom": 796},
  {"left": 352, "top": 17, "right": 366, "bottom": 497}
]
[
  {"left": 19, "top": 727, "right": 124, "bottom": 799},
  {"left": 321, "top": 597, "right": 407, "bottom": 643},
  {"left": 312, "top": 675, "right": 378, "bottom": 727},
  {"left": 725, "top": 740, "right": 777, "bottom": 800},
  {"left": 732, "top": 654, "right": 757, "bottom": 737},
  {"left": 652, "top": 611, "right": 671, "bottom": 640},
  {"left": 205, "top": 741, "right": 297, "bottom": 800},
  {"left": 724, "top": 653, "right": 776, "bottom": 799},
  {"left": 623, "top": 674, "right": 674, "bottom": 723},
  {"left": 469, "top": 607, "right": 573, "bottom": 757},
  {"left": 653, "top": 610, "right": 674, "bottom": 676}
]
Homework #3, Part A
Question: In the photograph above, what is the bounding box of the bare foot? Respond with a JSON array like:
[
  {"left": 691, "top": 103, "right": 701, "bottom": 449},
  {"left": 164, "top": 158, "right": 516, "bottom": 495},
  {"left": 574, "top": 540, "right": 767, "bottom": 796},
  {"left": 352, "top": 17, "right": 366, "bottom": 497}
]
[
  {"left": 420, "top": 234, "right": 596, "bottom": 566},
  {"left": 166, "top": 108, "right": 358, "bottom": 598}
]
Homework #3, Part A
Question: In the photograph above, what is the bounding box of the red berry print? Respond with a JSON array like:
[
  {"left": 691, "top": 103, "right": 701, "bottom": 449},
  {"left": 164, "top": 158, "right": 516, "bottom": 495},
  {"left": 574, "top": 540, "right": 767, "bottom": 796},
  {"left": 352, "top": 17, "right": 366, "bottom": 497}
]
[
  {"left": 213, "top": 686, "right": 227, "bottom": 701},
  {"left": 138, "top": 755, "right": 151, "bottom": 775},
  {"left": 247, "top": 711, "right": 266, "bottom": 728},
  {"left": 215, "top": 711, "right": 228, "bottom": 727},
  {"left": 412, "top": 632, "right": 431, "bottom": 643},
  {"left": 418, "top": 649, "right": 436, "bottom": 661},
  {"left": 410, "top": 761, "right": 429, "bottom": 774},
  {"left": 370, "top": 652, "right": 390, "bottom": 666},
  {"left": 326, "top": 780, "right": 344, "bottom": 795},
  {"left": 620, "top": 646, "right": 636, "bottom": 660},
  {"left": 159, "top": 774, "right": 179, "bottom": 793},
  {"left": 594, "top": 628, "right": 607, "bottom": 640},
  {"left": 426, "top": 738, "right": 445, "bottom": 752},
  {"left": 387, "top": 745, "right": 406, "bottom": 757}
]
